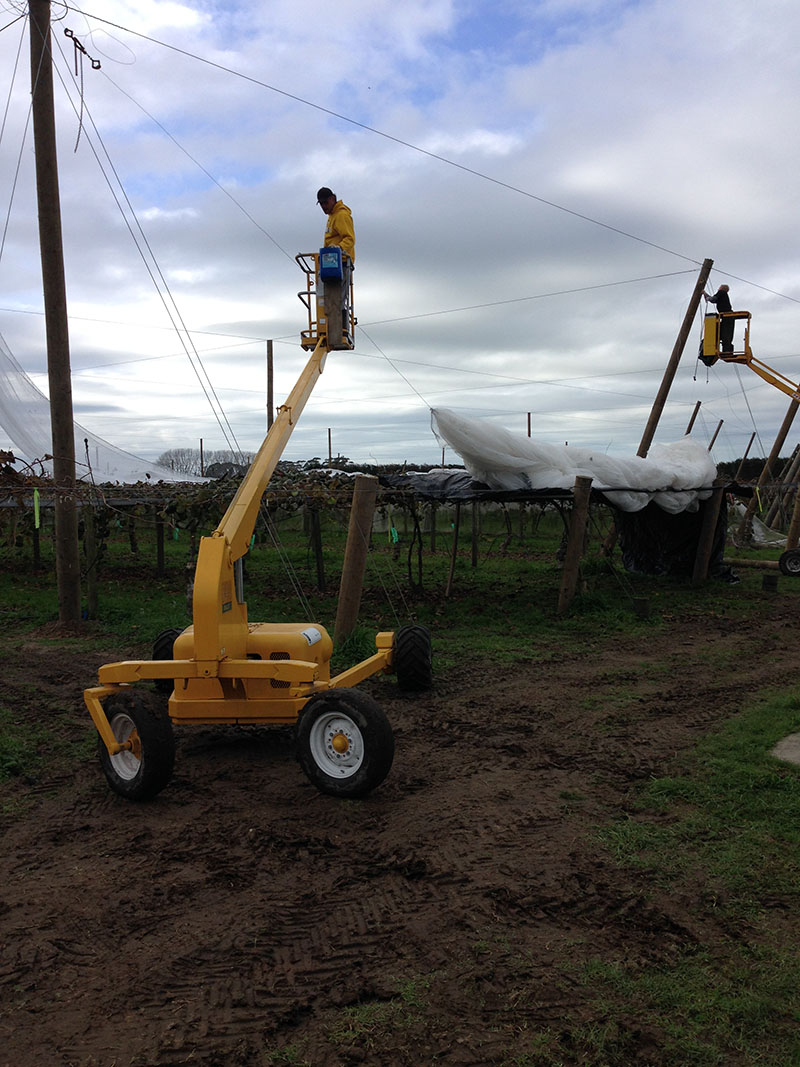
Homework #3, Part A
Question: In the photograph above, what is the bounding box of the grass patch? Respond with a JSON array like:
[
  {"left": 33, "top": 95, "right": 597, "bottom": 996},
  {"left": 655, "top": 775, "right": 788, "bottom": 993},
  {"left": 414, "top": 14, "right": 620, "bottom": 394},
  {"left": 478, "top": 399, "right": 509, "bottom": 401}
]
[
  {"left": 583, "top": 688, "right": 800, "bottom": 1064},
  {"left": 0, "top": 703, "right": 95, "bottom": 808}
]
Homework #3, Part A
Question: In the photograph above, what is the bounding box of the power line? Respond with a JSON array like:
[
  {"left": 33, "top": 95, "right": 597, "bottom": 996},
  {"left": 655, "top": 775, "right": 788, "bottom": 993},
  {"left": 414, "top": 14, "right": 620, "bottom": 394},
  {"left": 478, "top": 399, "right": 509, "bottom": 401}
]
[
  {"left": 51, "top": 31, "right": 245, "bottom": 458},
  {"left": 55, "top": 6, "right": 702, "bottom": 267},
  {"left": 62, "top": 7, "right": 800, "bottom": 310}
]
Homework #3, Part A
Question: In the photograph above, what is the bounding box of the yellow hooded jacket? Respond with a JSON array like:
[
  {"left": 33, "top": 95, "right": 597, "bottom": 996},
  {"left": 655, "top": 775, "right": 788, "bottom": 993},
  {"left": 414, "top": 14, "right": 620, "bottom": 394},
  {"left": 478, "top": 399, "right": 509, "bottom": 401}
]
[{"left": 324, "top": 200, "right": 355, "bottom": 262}]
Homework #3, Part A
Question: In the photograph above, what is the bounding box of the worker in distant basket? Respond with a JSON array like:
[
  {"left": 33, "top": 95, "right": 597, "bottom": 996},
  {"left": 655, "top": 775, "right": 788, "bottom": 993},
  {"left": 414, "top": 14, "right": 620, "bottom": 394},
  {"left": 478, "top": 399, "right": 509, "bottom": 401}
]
[
  {"left": 317, "top": 187, "right": 355, "bottom": 347},
  {"left": 704, "top": 283, "right": 734, "bottom": 354}
]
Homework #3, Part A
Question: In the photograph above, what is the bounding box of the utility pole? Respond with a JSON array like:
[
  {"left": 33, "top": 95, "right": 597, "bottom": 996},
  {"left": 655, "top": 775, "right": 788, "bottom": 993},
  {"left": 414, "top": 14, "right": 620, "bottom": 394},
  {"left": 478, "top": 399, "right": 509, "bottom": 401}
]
[{"left": 30, "top": 0, "right": 81, "bottom": 624}]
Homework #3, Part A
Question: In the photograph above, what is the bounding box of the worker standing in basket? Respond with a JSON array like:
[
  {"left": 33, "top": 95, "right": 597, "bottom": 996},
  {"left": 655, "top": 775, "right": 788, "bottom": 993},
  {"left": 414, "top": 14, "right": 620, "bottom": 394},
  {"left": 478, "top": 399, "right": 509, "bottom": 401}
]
[
  {"left": 704, "top": 283, "right": 734, "bottom": 354},
  {"left": 317, "top": 187, "right": 355, "bottom": 348}
]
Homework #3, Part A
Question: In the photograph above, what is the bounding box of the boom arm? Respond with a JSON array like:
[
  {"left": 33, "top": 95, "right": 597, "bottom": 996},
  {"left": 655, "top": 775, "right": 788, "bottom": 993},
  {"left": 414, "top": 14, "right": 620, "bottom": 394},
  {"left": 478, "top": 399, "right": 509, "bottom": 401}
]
[
  {"left": 191, "top": 335, "right": 329, "bottom": 669},
  {"left": 733, "top": 353, "right": 800, "bottom": 402},
  {"left": 215, "top": 337, "right": 328, "bottom": 562}
]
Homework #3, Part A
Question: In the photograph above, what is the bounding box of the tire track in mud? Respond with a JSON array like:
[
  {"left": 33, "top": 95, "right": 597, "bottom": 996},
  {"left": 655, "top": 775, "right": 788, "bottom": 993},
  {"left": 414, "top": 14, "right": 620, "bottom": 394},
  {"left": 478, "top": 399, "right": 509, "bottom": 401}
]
[{"left": 2, "top": 604, "right": 800, "bottom": 1065}]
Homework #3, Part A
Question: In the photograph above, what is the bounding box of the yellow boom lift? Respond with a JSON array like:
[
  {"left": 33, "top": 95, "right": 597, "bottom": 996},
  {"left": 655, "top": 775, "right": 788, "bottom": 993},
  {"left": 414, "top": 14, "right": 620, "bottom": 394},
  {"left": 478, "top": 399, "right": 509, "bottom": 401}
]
[
  {"left": 700, "top": 307, "right": 800, "bottom": 402},
  {"left": 84, "top": 252, "right": 432, "bottom": 801},
  {"left": 700, "top": 305, "right": 800, "bottom": 575}
]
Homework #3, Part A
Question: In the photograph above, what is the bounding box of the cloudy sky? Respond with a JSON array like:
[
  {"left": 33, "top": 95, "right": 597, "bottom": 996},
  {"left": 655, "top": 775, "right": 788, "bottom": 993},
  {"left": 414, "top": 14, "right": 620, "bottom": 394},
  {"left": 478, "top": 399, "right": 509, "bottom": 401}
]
[{"left": 1, "top": 0, "right": 799, "bottom": 473}]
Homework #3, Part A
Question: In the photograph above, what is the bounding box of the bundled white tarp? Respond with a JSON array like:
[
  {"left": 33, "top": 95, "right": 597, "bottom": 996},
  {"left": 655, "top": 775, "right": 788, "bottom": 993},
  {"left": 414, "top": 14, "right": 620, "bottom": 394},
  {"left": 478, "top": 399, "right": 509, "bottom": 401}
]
[
  {"left": 0, "top": 333, "right": 204, "bottom": 484},
  {"left": 431, "top": 408, "right": 717, "bottom": 514}
]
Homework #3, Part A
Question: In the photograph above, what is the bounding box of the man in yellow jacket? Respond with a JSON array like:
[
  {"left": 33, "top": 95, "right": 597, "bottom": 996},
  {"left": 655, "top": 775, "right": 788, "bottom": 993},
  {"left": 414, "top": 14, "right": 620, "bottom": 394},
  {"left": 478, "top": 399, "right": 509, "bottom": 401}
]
[
  {"left": 317, "top": 187, "right": 355, "bottom": 347},
  {"left": 317, "top": 187, "right": 355, "bottom": 262}
]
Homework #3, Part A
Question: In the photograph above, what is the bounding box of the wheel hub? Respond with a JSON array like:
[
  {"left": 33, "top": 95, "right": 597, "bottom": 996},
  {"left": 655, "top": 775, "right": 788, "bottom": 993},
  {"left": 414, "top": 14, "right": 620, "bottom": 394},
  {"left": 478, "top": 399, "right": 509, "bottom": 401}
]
[{"left": 331, "top": 731, "right": 350, "bottom": 754}]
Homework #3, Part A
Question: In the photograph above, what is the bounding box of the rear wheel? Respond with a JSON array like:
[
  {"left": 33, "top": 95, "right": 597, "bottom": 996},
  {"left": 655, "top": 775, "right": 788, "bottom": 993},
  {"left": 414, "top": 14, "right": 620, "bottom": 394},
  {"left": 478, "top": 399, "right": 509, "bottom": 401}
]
[
  {"left": 152, "top": 627, "right": 183, "bottom": 693},
  {"left": 297, "top": 688, "right": 394, "bottom": 798},
  {"left": 394, "top": 625, "right": 433, "bottom": 691},
  {"left": 779, "top": 549, "right": 800, "bottom": 577},
  {"left": 98, "top": 689, "right": 175, "bottom": 801}
]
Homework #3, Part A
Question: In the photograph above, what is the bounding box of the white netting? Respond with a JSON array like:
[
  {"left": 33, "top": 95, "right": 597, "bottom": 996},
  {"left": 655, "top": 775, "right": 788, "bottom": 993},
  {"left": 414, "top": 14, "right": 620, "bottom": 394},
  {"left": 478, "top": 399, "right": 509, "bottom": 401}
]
[
  {"left": 431, "top": 408, "right": 717, "bottom": 513},
  {"left": 0, "top": 332, "right": 205, "bottom": 484}
]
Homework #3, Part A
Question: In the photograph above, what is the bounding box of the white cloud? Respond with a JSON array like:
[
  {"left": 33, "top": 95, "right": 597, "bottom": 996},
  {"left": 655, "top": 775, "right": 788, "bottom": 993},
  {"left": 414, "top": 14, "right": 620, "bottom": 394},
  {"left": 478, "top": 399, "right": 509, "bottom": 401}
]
[{"left": 0, "top": 0, "right": 799, "bottom": 472}]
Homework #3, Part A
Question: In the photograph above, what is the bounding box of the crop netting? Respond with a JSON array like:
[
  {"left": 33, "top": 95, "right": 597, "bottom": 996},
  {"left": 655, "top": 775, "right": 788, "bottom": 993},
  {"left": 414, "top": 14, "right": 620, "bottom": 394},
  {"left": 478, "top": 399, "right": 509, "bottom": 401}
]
[
  {"left": 0, "top": 332, "right": 204, "bottom": 484},
  {"left": 431, "top": 407, "right": 717, "bottom": 514}
]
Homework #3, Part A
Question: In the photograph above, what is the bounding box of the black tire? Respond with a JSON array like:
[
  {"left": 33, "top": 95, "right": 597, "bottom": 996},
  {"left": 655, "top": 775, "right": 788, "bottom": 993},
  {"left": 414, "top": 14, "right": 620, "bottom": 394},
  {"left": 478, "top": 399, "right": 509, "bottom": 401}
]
[
  {"left": 296, "top": 688, "right": 394, "bottom": 798},
  {"left": 152, "top": 627, "right": 183, "bottom": 693},
  {"left": 778, "top": 550, "right": 800, "bottom": 577},
  {"left": 98, "top": 688, "right": 175, "bottom": 801},
  {"left": 394, "top": 624, "right": 433, "bottom": 692}
]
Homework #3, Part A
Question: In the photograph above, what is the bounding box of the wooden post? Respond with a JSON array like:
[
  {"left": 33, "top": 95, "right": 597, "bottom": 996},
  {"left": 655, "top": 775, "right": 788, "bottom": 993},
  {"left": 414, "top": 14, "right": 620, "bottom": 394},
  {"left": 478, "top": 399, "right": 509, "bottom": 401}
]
[
  {"left": 685, "top": 401, "right": 701, "bottom": 435},
  {"left": 333, "top": 474, "right": 378, "bottom": 644},
  {"left": 267, "top": 340, "right": 274, "bottom": 430},
  {"left": 199, "top": 438, "right": 204, "bottom": 476},
  {"left": 785, "top": 487, "right": 800, "bottom": 550},
  {"left": 557, "top": 476, "right": 592, "bottom": 615},
  {"left": 762, "top": 445, "right": 799, "bottom": 529},
  {"left": 309, "top": 507, "right": 325, "bottom": 592},
  {"left": 692, "top": 478, "right": 726, "bottom": 585},
  {"left": 471, "top": 501, "right": 479, "bottom": 567},
  {"left": 30, "top": 0, "right": 81, "bottom": 623},
  {"left": 527, "top": 412, "right": 531, "bottom": 437},
  {"left": 156, "top": 511, "right": 165, "bottom": 578},
  {"left": 708, "top": 419, "right": 723, "bottom": 451},
  {"left": 734, "top": 432, "right": 756, "bottom": 481},
  {"left": 445, "top": 502, "right": 461, "bottom": 598},
  {"left": 638, "top": 258, "right": 713, "bottom": 458},
  {"left": 84, "top": 505, "right": 98, "bottom": 619},
  {"left": 127, "top": 512, "right": 138, "bottom": 554},
  {"left": 736, "top": 399, "right": 799, "bottom": 542},
  {"left": 430, "top": 502, "right": 437, "bottom": 553},
  {"left": 328, "top": 428, "right": 332, "bottom": 465}
]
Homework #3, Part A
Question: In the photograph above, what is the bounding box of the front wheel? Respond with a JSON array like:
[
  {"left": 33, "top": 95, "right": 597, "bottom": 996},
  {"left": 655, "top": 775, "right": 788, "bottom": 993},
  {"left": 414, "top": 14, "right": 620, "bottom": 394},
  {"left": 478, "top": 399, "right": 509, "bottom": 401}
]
[
  {"left": 98, "top": 689, "right": 175, "bottom": 801},
  {"left": 779, "top": 549, "right": 800, "bottom": 577},
  {"left": 296, "top": 688, "right": 394, "bottom": 798}
]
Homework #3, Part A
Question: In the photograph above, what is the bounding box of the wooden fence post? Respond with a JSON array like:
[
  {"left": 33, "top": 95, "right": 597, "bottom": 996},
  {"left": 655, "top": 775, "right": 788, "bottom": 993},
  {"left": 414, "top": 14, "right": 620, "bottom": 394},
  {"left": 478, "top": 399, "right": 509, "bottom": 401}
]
[
  {"left": 471, "top": 502, "right": 479, "bottom": 567},
  {"left": 155, "top": 511, "right": 165, "bottom": 578},
  {"left": 557, "top": 476, "right": 593, "bottom": 615},
  {"left": 84, "top": 506, "right": 99, "bottom": 619},
  {"left": 334, "top": 475, "right": 379, "bottom": 645},
  {"left": 309, "top": 508, "right": 326, "bottom": 593},
  {"left": 445, "top": 502, "right": 462, "bottom": 598},
  {"left": 692, "top": 478, "right": 727, "bottom": 585}
]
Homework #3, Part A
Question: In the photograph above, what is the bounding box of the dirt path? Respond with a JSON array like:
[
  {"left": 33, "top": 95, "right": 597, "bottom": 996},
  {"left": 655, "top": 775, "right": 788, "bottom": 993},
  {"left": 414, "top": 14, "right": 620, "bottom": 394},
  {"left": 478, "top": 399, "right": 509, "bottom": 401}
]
[{"left": 1, "top": 600, "right": 798, "bottom": 1066}]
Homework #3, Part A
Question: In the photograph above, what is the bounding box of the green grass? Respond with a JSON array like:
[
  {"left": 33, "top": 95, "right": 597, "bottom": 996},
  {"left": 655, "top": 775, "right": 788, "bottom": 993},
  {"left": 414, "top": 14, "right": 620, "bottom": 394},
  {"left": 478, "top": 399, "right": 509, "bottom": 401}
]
[
  {"left": 0, "top": 702, "right": 95, "bottom": 811},
  {"left": 581, "top": 688, "right": 800, "bottom": 1065}
]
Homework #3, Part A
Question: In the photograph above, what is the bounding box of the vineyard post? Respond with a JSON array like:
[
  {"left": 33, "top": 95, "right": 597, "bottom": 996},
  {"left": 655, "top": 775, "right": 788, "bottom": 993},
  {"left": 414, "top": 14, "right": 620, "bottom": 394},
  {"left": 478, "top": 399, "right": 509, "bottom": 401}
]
[
  {"left": 471, "top": 502, "right": 479, "bottom": 567},
  {"left": 155, "top": 510, "right": 165, "bottom": 578},
  {"left": 557, "top": 476, "right": 592, "bottom": 615},
  {"left": 333, "top": 474, "right": 378, "bottom": 644},
  {"left": 445, "top": 502, "right": 461, "bottom": 598},
  {"left": 692, "top": 477, "right": 727, "bottom": 586},
  {"left": 309, "top": 507, "right": 325, "bottom": 592},
  {"left": 84, "top": 505, "right": 99, "bottom": 619}
]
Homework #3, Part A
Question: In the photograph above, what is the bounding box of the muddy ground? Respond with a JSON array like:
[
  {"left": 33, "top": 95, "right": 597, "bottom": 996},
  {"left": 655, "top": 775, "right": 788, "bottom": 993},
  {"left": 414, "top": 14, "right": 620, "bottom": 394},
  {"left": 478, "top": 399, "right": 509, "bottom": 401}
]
[{"left": 1, "top": 596, "right": 798, "bottom": 1067}]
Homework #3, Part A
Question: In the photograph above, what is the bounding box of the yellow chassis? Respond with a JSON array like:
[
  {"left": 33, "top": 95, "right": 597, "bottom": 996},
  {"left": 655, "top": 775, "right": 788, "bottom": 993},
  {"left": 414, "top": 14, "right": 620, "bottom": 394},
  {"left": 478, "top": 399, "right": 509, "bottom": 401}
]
[{"left": 85, "top": 629, "right": 396, "bottom": 757}]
